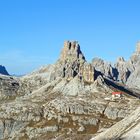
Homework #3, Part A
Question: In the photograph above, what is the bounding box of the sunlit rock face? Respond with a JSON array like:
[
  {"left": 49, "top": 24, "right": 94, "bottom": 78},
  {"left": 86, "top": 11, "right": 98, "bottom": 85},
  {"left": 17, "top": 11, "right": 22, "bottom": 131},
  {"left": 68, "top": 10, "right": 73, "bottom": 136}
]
[
  {"left": 114, "top": 57, "right": 131, "bottom": 83},
  {"left": 125, "top": 41, "right": 140, "bottom": 88},
  {"left": 135, "top": 41, "right": 140, "bottom": 54},
  {"left": 60, "top": 41, "right": 85, "bottom": 62},
  {"left": 130, "top": 41, "right": 140, "bottom": 64},
  {"left": 50, "top": 41, "right": 95, "bottom": 83},
  {"left": 79, "top": 63, "right": 95, "bottom": 83}
]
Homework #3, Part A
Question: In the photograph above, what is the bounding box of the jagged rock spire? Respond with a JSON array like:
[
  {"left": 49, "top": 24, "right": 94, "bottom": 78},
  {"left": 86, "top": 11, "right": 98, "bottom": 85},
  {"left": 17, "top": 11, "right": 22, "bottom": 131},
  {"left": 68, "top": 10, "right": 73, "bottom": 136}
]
[
  {"left": 136, "top": 41, "right": 140, "bottom": 54},
  {"left": 60, "top": 41, "right": 85, "bottom": 62},
  {"left": 130, "top": 41, "right": 140, "bottom": 64},
  {"left": 50, "top": 41, "right": 95, "bottom": 83}
]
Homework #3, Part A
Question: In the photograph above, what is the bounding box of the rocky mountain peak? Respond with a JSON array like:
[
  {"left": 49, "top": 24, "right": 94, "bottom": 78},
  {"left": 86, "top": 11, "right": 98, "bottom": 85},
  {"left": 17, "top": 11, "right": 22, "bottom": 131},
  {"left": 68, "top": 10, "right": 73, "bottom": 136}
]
[
  {"left": 0, "top": 65, "right": 9, "bottom": 75},
  {"left": 49, "top": 41, "right": 96, "bottom": 83},
  {"left": 60, "top": 41, "right": 85, "bottom": 62},
  {"left": 117, "top": 57, "right": 125, "bottom": 63},
  {"left": 136, "top": 41, "right": 140, "bottom": 54},
  {"left": 130, "top": 42, "right": 140, "bottom": 64}
]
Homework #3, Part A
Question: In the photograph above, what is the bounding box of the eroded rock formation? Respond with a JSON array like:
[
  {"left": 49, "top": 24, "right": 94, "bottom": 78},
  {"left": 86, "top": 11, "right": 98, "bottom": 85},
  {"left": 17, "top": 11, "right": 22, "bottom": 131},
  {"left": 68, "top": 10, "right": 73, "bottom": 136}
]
[
  {"left": 60, "top": 41, "right": 85, "bottom": 61},
  {"left": 0, "top": 40, "right": 140, "bottom": 140},
  {"left": 50, "top": 41, "right": 96, "bottom": 84}
]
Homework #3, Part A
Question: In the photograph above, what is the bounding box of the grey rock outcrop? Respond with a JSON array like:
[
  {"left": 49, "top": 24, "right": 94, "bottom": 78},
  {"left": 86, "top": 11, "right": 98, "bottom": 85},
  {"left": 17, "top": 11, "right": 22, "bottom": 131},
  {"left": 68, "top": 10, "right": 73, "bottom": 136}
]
[
  {"left": 0, "top": 120, "right": 28, "bottom": 140},
  {"left": 91, "top": 106, "right": 140, "bottom": 140},
  {"left": 126, "top": 63, "right": 140, "bottom": 89},
  {"left": 52, "top": 41, "right": 86, "bottom": 80},
  {"left": 92, "top": 58, "right": 115, "bottom": 80},
  {"left": 130, "top": 41, "right": 140, "bottom": 64},
  {"left": 0, "top": 75, "right": 19, "bottom": 100},
  {"left": 91, "top": 41, "right": 140, "bottom": 86},
  {"left": 114, "top": 57, "right": 132, "bottom": 83},
  {"left": 50, "top": 41, "right": 96, "bottom": 83},
  {"left": 126, "top": 42, "right": 140, "bottom": 89},
  {"left": 115, "top": 42, "right": 140, "bottom": 87}
]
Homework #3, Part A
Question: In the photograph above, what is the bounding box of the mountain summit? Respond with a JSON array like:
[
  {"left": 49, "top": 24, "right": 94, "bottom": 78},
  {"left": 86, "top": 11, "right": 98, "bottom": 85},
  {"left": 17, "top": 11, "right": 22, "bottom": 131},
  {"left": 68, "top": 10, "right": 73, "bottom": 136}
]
[
  {"left": 136, "top": 41, "right": 140, "bottom": 54},
  {"left": 50, "top": 41, "right": 95, "bottom": 83},
  {"left": 60, "top": 41, "right": 85, "bottom": 62},
  {"left": 0, "top": 65, "right": 9, "bottom": 75}
]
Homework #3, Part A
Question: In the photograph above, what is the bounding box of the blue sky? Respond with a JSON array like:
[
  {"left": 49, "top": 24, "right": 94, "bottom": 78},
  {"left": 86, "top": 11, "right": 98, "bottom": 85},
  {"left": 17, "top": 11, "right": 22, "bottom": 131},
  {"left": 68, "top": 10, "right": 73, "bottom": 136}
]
[{"left": 0, "top": 0, "right": 140, "bottom": 75}]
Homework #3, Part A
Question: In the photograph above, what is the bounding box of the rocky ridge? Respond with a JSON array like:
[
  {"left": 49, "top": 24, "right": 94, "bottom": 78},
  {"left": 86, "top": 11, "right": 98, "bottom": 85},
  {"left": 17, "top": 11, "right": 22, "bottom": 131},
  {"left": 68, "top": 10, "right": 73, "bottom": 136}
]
[
  {"left": 91, "top": 106, "right": 140, "bottom": 140},
  {"left": 92, "top": 41, "right": 140, "bottom": 89},
  {"left": 0, "top": 65, "right": 9, "bottom": 75},
  {"left": 0, "top": 41, "right": 140, "bottom": 140}
]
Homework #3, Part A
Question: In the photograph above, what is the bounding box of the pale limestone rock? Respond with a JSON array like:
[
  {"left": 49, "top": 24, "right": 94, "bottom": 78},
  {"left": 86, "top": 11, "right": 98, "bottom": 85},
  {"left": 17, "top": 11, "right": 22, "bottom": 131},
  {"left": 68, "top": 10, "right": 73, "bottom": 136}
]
[
  {"left": 91, "top": 107, "right": 140, "bottom": 140},
  {"left": 0, "top": 41, "right": 140, "bottom": 140},
  {"left": 0, "top": 74, "right": 19, "bottom": 100},
  {"left": 78, "top": 125, "right": 85, "bottom": 132},
  {"left": 60, "top": 41, "right": 85, "bottom": 61}
]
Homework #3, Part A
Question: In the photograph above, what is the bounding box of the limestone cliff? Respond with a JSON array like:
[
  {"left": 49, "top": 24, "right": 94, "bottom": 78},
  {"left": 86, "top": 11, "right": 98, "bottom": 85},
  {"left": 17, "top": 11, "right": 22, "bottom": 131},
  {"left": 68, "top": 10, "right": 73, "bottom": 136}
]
[{"left": 50, "top": 41, "right": 95, "bottom": 83}]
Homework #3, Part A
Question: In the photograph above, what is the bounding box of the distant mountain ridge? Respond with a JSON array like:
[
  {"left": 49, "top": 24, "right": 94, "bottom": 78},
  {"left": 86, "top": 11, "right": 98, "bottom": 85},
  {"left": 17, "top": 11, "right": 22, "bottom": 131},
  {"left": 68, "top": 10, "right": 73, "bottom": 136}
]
[{"left": 0, "top": 65, "right": 9, "bottom": 75}]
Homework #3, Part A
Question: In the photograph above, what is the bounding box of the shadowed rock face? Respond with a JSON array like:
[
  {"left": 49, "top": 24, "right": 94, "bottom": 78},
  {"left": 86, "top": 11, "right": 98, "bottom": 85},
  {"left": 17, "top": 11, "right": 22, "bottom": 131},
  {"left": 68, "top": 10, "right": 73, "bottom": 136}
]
[
  {"left": 114, "top": 57, "right": 132, "bottom": 83},
  {"left": 0, "top": 75, "right": 20, "bottom": 101},
  {"left": 91, "top": 42, "right": 140, "bottom": 85},
  {"left": 0, "top": 65, "right": 9, "bottom": 75},
  {"left": 92, "top": 58, "right": 115, "bottom": 80}
]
